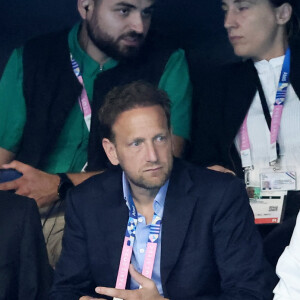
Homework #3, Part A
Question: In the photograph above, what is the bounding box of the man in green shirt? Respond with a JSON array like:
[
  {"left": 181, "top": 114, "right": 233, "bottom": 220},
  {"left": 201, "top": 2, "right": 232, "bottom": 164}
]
[{"left": 0, "top": 0, "right": 192, "bottom": 266}]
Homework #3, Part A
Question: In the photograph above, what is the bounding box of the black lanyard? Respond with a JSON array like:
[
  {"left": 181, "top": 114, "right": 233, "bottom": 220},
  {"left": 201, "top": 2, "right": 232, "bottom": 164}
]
[
  {"left": 254, "top": 73, "right": 272, "bottom": 130},
  {"left": 252, "top": 65, "right": 281, "bottom": 157}
]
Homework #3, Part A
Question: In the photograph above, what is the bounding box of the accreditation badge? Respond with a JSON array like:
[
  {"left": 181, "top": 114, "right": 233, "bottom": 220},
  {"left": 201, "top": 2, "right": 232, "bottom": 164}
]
[
  {"left": 249, "top": 190, "right": 286, "bottom": 224},
  {"left": 245, "top": 167, "right": 290, "bottom": 224},
  {"left": 260, "top": 170, "right": 296, "bottom": 191}
]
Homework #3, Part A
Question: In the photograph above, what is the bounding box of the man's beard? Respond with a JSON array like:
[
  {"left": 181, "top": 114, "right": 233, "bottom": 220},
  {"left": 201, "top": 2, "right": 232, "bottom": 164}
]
[
  {"left": 124, "top": 162, "right": 173, "bottom": 192},
  {"left": 129, "top": 172, "right": 170, "bottom": 191},
  {"left": 86, "top": 19, "right": 145, "bottom": 61}
]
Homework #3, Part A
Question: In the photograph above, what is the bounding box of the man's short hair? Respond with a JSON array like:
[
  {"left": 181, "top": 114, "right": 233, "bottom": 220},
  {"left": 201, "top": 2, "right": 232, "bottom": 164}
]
[{"left": 98, "top": 80, "right": 171, "bottom": 141}]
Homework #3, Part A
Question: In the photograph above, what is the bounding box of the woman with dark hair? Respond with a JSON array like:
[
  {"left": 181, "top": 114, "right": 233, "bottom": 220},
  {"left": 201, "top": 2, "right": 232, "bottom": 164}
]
[{"left": 192, "top": 0, "right": 300, "bottom": 236}]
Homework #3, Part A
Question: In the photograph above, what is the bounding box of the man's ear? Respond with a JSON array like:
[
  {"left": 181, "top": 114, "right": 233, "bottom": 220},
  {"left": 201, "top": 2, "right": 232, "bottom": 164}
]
[
  {"left": 78, "top": 0, "right": 93, "bottom": 19},
  {"left": 276, "top": 3, "right": 292, "bottom": 25},
  {"left": 102, "top": 138, "right": 120, "bottom": 166}
]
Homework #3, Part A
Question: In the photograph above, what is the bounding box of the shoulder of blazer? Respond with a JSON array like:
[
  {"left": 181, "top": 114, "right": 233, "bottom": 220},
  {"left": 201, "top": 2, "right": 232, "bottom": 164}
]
[
  {"left": 68, "top": 166, "right": 123, "bottom": 209},
  {"left": 169, "top": 158, "right": 241, "bottom": 195}
]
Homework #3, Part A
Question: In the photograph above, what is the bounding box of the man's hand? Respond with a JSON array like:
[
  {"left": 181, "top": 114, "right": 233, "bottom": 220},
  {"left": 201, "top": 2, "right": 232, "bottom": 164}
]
[
  {"left": 207, "top": 164, "right": 236, "bottom": 175},
  {"left": 80, "top": 265, "right": 168, "bottom": 300},
  {"left": 0, "top": 160, "right": 60, "bottom": 207}
]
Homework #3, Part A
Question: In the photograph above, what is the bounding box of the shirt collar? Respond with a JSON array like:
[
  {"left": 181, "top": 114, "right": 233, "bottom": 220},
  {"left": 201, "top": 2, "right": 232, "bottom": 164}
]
[
  {"left": 122, "top": 172, "right": 169, "bottom": 218},
  {"left": 68, "top": 22, "right": 118, "bottom": 78},
  {"left": 254, "top": 55, "right": 285, "bottom": 74}
]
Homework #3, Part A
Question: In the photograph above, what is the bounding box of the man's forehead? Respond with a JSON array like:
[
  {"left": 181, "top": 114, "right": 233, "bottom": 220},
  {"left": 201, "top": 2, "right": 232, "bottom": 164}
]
[
  {"left": 102, "top": 0, "right": 155, "bottom": 8},
  {"left": 222, "top": 0, "right": 258, "bottom": 5},
  {"left": 112, "top": 106, "right": 168, "bottom": 134}
]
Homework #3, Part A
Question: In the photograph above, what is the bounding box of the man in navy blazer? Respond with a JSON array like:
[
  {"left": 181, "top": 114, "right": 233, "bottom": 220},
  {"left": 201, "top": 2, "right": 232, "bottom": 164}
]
[{"left": 51, "top": 81, "right": 265, "bottom": 300}]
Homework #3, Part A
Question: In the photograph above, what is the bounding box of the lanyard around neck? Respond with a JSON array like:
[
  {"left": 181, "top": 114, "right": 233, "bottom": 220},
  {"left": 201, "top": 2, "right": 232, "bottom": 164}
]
[
  {"left": 70, "top": 54, "right": 92, "bottom": 132},
  {"left": 239, "top": 48, "right": 291, "bottom": 170},
  {"left": 114, "top": 193, "right": 162, "bottom": 294}
]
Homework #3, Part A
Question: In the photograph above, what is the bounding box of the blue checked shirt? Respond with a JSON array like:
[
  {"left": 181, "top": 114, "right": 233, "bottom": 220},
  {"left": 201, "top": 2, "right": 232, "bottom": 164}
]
[{"left": 122, "top": 172, "right": 169, "bottom": 296}]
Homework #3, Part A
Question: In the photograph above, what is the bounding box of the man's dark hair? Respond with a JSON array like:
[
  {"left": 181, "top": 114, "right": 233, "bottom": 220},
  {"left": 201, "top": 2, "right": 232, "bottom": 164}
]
[
  {"left": 270, "top": 0, "right": 300, "bottom": 38},
  {"left": 98, "top": 80, "right": 171, "bottom": 141}
]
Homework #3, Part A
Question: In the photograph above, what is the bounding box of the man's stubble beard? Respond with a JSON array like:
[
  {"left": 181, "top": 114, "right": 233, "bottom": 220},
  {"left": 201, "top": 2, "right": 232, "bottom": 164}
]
[
  {"left": 125, "top": 160, "right": 173, "bottom": 192},
  {"left": 86, "top": 16, "right": 145, "bottom": 61}
]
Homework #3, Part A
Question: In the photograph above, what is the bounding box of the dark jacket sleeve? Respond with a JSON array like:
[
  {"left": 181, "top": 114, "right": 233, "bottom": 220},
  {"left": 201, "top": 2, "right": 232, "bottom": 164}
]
[{"left": 213, "top": 178, "right": 265, "bottom": 300}]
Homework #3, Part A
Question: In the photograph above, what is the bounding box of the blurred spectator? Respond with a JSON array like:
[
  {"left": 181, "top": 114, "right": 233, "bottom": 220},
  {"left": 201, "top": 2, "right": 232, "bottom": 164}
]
[{"left": 0, "top": 191, "right": 52, "bottom": 300}]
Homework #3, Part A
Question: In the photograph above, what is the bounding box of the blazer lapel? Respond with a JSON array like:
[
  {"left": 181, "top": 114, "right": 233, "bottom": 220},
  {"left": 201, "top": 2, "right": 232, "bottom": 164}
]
[
  {"left": 99, "top": 176, "right": 129, "bottom": 280},
  {"left": 160, "top": 161, "right": 198, "bottom": 288}
]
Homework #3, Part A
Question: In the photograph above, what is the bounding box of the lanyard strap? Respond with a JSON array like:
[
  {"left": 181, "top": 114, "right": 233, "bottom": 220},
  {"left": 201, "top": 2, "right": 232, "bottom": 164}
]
[
  {"left": 255, "top": 73, "right": 272, "bottom": 129},
  {"left": 115, "top": 194, "right": 162, "bottom": 291},
  {"left": 239, "top": 48, "right": 291, "bottom": 169},
  {"left": 70, "top": 54, "right": 92, "bottom": 132}
]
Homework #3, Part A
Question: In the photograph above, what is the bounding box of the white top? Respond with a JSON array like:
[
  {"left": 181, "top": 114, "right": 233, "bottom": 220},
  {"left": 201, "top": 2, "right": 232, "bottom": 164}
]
[
  {"left": 273, "top": 210, "right": 300, "bottom": 299},
  {"left": 234, "top": 55, "right": 300, "bottom": 189}
]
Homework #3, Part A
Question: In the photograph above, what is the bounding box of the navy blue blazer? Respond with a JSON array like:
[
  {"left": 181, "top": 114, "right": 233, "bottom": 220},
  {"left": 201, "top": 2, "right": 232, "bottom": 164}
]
[
  {"left": 50, "top": 159, "right": 265, "bottom": 300},
  {"left": 0, "top": 191, "right": 52, "bottom": 300}
]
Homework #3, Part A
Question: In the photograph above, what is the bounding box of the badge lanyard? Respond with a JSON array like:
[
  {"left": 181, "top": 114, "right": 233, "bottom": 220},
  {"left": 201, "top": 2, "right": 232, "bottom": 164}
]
[
  {"left": 114, "top": 194, "right": 162, "bottom": 299},
  {"left": 239, "top": 48, "right": 291, "bottom": 180},
  {"left": 70, "top": 54, "right": 92, "bottom": 132}
]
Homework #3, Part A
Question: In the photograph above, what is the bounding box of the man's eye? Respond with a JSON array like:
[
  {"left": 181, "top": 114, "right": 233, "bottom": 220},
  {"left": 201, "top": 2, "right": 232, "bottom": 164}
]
[
  {"left": 237, "top": 2, "right": 250, "bottom": 11},
  {"left": 119, "top": 8, "right": 129, "bottom": 15},
  {"left": 156, "top": 136, "right": 166, "bottom": 143},
  {"left": 221, "top": 5, "right": 228, "bottom": 12},
  {"left": 142, "top": 8, "right": 153, "bottom": 18},
  {"left": 131, "top": 141, "right": 141, "bottom": 147}
]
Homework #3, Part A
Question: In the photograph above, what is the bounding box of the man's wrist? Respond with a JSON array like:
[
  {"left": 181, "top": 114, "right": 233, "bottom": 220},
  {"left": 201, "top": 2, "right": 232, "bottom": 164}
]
[{"left": 57, "top": 173, "right": 74, "bottom": 199}]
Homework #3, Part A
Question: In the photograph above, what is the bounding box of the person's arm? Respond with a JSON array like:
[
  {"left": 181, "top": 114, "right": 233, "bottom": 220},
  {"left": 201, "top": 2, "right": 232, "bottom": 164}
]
[
  {"left": 207, "top": 164, "right": 235, "bottom": 175},
  {"left": 0, "top": 47, "right": 101, "bottom": 206},
  {"left": 67, "top": 171, "right": 101, "bottom": 186},
  {"left": 0, "top": 160, "right": 101, "bottom": 207},
  {"left": 214, "top": 177, "right": 265, "bottom": 300},
  {"left": 158, "top": 49, "right": 193, "bottom": 158},
  {"left": 0, "top": 48, "right": 26, "bottom": 158},
  {"left": 273, "top": 212, "right": 300, "bottom": 300},
  {"left": 0, "top": 147, "right": 15, "bottom": 165}
]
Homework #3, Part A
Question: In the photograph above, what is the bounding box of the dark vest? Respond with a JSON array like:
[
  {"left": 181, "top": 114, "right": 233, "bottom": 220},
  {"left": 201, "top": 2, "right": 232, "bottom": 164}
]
[
  {"left": 190, "top": 37, "right": 300, "bottom": 178},
  {"left": 18, "top": 29, "right": 173, "bottom": 171}
]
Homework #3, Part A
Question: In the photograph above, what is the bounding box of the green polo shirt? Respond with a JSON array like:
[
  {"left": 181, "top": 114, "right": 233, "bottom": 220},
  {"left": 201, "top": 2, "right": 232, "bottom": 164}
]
[{"left": 0, "top": 23, "right": 192, "bottom": 174}]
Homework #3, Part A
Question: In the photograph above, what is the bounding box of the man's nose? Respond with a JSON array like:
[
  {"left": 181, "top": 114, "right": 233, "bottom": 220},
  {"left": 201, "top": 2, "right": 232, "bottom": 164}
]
[
  {"left": 129, "top": 13, "right": 144, "bottom": 34},
  {"left": 145, "top": 143, "right": 158, "bottom": 162}
]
